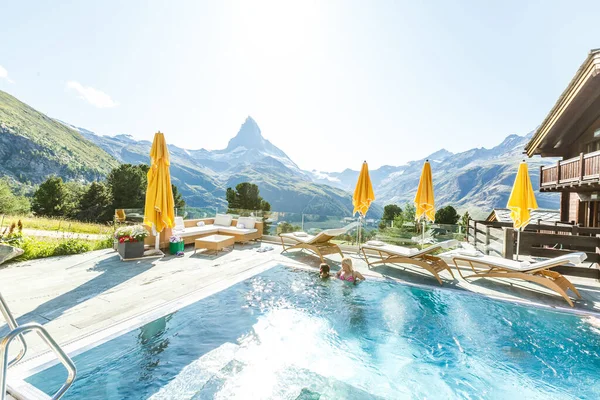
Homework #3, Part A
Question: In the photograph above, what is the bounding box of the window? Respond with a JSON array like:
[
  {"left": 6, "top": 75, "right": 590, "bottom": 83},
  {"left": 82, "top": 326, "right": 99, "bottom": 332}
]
[{"left": 586, "top": 140, "right": 600, "bottom": 154}]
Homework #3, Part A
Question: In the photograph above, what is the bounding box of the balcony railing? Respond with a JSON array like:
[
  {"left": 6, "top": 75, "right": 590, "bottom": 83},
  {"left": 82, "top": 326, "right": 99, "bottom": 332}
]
[{"left": 540, "top": 150, "right": 600, "bottom": 189}]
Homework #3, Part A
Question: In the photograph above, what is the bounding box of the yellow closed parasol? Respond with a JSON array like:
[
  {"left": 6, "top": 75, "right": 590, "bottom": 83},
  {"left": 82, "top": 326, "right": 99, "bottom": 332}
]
[
  {"left": 414, "top": 160, "right": 435, "bottom": 245},
  {"left": 352, "top": 161, "right": 375, "bottom": 246},
  {"left": 144, "top": 131, "right": 175, "bottom": 252},
  {"left": 507, "top": 161, "right": 538, "bottom": 260}
]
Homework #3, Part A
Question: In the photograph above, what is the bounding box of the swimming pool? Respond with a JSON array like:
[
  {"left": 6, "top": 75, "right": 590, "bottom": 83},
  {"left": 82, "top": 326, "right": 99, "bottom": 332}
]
[{"left": 25, "top": 265, "right": 600, "bottom": 399}]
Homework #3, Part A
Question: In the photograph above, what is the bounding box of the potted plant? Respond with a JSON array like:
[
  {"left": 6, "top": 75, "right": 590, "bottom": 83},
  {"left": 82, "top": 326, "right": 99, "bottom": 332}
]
[
  {"left": 114, "top": 225, "right": 148, "bottom": 259},
  {"left": 169, "top": 235, "right": 184, "bottom": 255}
]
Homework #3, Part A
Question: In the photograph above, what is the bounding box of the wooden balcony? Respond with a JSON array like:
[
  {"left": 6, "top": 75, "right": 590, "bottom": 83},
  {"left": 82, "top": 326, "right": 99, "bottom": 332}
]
[{"left": 540, "top": 150, "right": 600, "bottom": 191}]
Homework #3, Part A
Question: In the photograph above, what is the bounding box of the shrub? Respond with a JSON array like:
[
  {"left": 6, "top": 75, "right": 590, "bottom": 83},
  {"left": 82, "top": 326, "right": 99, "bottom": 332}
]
[
  {"left": 0, "top": 220, "right": 23, "bottom": 246},
  {"left": 54, "top": 239, "right": 91, "bottom": 255},
  {"left": 92, "top": 236, "right": 114, "bottom": 250},
  {"left": 14, "top": 236, "right": 113, "bottom": 262}
]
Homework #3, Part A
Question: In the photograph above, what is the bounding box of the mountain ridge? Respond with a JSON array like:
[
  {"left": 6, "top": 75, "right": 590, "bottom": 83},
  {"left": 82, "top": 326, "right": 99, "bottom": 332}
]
[
  {"left": 0, "top": 89, "right": 559, "bottom": 219},
  {"left": 0, "top": 90, "right": 119, "bottom": 185},
  {"left": 70, "top": 114, "right": 364, "bottom": 216}
]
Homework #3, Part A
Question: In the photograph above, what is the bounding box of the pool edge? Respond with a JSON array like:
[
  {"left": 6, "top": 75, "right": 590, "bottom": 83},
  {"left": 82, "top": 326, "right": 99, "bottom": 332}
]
[{"left": 7, "top": 257, "right": 287, "bottom": 399}]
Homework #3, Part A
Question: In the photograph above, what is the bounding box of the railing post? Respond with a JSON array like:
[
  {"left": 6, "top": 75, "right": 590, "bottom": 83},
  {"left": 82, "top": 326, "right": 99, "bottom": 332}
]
[
  {"left": 485, "top": 225, "right": 490, "bottom": 255},
  {"left": 556, "top": 159, "right": 561, "bottom": 183},
  {"left": 539, "top": 165, "right": 543, "bottom": 187},
  {"left": 466, "top": 218, "right": 470, "bottom": 243},
  {"left": 473, "top": 220, "right": 477, "bottom": 249},
  {"left": 502, "top": 227, "right": 514, "bottom": 259},
  {"left": 580, "top": 152, "right": 585, "bottom": 181}
]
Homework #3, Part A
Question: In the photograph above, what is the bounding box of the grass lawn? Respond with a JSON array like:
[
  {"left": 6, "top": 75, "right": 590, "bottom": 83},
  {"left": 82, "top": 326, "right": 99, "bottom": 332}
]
[
  {"left": 0, "top": 215, "right": 113, "bottom": 235},
  {"left": 13, "top": 236, "right": 113, "bottom": 262}
]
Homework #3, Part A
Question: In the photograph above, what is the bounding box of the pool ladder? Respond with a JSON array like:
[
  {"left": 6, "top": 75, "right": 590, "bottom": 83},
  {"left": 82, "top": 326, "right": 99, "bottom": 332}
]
[{"left": 0, "top": 292, "right": 76, "bottom": 400}]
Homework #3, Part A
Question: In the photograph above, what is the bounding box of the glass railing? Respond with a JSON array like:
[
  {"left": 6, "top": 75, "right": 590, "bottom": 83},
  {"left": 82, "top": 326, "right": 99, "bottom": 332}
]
[
  {"left": 372, "top": 221, "right": 466, "bottom": 248},
  {"left": 114, "top": 208, "right": 145, "bottom": 225},
  {"left": 114, "top": 207, "right": 466, "bottom": 250}
]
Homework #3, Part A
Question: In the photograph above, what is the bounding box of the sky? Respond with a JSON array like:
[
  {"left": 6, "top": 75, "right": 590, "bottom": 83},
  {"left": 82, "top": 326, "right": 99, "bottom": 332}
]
[{"left": 1, "top": 0, "right": 600, "bottom": 172}]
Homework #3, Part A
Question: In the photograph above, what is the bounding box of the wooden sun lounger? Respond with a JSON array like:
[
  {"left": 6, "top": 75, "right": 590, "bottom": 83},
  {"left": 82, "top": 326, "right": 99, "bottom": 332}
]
[
  {"left": 448, "top": 252, "right": 586, "bottom": 307},
  {"left": 361, "top": 240, "right": 458, "bottom": 285},
  {"left": 279, "top": 223, "right": 358, "bottom": 262}
]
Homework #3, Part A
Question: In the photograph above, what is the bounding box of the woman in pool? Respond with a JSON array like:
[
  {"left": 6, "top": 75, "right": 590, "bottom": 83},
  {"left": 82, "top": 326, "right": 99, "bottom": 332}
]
[{"left": 336, "top": 257, "right": 365, "bottom": 283}]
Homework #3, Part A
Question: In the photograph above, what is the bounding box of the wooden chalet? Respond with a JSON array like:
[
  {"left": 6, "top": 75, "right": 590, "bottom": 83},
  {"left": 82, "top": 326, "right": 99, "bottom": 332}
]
[{"left": 525, "top": 49, "right": 600, "bottom": 227}]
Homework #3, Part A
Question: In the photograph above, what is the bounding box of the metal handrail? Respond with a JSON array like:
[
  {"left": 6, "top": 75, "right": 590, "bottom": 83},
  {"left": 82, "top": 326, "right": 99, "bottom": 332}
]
[
  {"left": 1, "top": 324, "right": 77, "bottom": 400},
  {"left": 0, "top": 293, "right": 27, "bottom": 369},
  {"left": 0, "top": 292, "right": 76, "bottom": 400}
]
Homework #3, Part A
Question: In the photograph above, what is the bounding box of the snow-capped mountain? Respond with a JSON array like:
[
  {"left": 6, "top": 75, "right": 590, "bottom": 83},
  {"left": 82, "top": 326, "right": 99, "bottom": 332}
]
[
  {"left": 307, "top": 132, "right": 559, "bottom": 218},
  {"left": 59, "top": 112, "right": 558, "bottom": 218},
  {"left": 70, "top": 116, "right": 365, "bottom": 216}
]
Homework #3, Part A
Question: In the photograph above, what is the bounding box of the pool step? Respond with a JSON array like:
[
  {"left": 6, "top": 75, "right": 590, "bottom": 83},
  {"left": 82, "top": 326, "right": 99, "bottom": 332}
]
[
  {"left": 269, "top": 366, "right": 385, "bottom": 400},
  {"left": 191, "top": 359, "right": 245, "bottom": 399},
  {"left": 197, "top": 361, "right": 384, "bottom": 399},
  {"left": 149, "top": 340, "right": 383, "bottom": 399},
  {"left": 148, "top": 342, "right": 240, "bottom": 400}
]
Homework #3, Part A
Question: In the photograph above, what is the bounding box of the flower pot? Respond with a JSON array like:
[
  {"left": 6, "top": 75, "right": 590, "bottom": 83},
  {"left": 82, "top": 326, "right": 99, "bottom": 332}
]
[
  {"left": 169, "top": 241, "right": 184, "bottom": 255},
  {"left": 117, "top": 241, "right": 144, "bottom": 259}
]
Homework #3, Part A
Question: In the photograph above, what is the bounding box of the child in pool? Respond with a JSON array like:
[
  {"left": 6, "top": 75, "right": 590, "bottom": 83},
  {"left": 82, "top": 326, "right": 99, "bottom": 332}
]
[
  {"left": 319, "top": 263, "right": 331, "bottom": 278},
  {"left": 336, "top": 257, "right": 365, "bottom": 283}
]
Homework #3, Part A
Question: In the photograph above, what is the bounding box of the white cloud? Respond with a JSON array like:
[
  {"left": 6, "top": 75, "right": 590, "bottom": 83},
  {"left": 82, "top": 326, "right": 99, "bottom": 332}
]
[
  {"left": 0, "top": 65, "right": 14, "bottom": 83},
  {"left": 66, "top": 81, "right": 118, "bottom": 108}
]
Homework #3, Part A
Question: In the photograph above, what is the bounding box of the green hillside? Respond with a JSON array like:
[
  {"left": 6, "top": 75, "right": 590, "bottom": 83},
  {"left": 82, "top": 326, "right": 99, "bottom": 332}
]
[{"left": 0, "top": 90, "right": 119, "bottom": 184}]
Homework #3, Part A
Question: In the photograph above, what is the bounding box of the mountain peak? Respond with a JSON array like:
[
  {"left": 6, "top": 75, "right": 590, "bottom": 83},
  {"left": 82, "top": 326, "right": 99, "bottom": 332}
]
[
  {"left": 426, "top": 148, "right": 453, "bottom": 161},
  {"left": 225, "top": 116, "right": 263, "bottom": 151}
]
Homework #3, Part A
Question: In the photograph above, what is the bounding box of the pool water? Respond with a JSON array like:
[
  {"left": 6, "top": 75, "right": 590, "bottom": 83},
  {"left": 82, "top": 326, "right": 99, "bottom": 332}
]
[{"left": 27, "top": 266, "right": 600, "bottom": 399}]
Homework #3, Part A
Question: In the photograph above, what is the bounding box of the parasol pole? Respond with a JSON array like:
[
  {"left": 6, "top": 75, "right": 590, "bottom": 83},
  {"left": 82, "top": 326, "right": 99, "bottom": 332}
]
[
  {"left": 422, "top": 218, "right": 426, "bottom": 248},
  {"left": 151, "top": 224, "right": 161, "bottom": 255},
  {"left": 515, "top": 228, "right": 521, "bottom": 261}
]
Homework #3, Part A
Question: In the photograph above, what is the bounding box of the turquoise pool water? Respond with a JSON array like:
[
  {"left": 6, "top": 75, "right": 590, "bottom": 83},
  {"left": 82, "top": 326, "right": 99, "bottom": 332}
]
[{"left": 27, "top": 266, "right": 600, "bottom": 399}]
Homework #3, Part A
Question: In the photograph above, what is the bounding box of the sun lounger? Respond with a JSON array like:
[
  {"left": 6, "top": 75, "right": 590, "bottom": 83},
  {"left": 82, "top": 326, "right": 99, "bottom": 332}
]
[
  {"left": 447, "top": 251, "right": 586, "bottom": 307},
  {"left": 279, "top": 222, "right": 358, "bottom": 262},
  {"left": 361, "top": 239, "right": 458, "bottom": 284}
]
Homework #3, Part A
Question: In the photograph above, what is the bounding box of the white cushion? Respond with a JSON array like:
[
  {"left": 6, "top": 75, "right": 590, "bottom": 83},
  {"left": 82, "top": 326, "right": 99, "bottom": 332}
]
[
  {"left": 178, "top": 225, "right": 218, "bottom": 237},
  {"left": 366, "top": 240, "right": 385, "bottom": 247},
  {"left": 293, "top": 232, "right": 308, "bottom": 237},
  {"left": 237, "top": 216, "right": 256, "bottom": 229},
  {"left": 237, "top": 223, "right": 245, "bottom": 229},
  {"left": 457, "top": 250, "right": 481, "bottom": 257},
  {"left": 214, "top": 213, "right": 233, "bottom": 227},
  {"left": 174, "top": 217, "right": 185, "bottom": 231},
  {"left": 219, "top": 226, "right": 258, "bottom": 235},
  {"left": 196, "top": 221, "right": 205, "bottom": 227}
]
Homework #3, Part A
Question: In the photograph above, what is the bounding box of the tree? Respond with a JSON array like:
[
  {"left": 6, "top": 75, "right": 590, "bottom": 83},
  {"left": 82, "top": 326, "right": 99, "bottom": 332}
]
[
  {"left": 63, "top": 181, "right": 87, "bottom": 218},
  {"left": 77, "top": 182, "right": 113, "bottom": 222},
  {"left": 435, "top": 205, "right": 460, "bottom": 225},
  {"left": 32, "top": 176, "right": 67, "bottom": 216},
  {"left": 107, "top": 164, "right": 149, "bottom": 210},
  {"left": 226, "top": 183, "right": 271, "bottom": 212},
  {"left": 382, "top": 204, "right": 402, "bottom": 222},
  {"left": 172, "top": 184, "right": 186, "bottom": 210},
  {"left": 278, "top": 221, "right": 301, "bottom": 234},
  {"left": 226, "top": 182, "right": 271, "bottom": 234},
  {"left": 402, "top": 203, "right": 416, "bottom": 222},
  {"left": 0, "top": 179, "right": 30, "bottom": 215},
  {"left": 460, "top": 211, "right": 471, "bottom": 228}
]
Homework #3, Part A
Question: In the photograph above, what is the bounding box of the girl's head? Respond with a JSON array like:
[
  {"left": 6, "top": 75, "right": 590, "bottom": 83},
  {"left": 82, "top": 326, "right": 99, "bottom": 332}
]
[
  {"left": 341, "top": 257, "right": 353, "bottom": 273},
  {"left": 319, "top": 263, "right": 330, "bottom": 278}
]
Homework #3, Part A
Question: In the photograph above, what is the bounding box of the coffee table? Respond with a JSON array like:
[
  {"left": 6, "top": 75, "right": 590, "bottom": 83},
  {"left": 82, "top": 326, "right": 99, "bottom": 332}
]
[{"left": 194, "top": 234, "right": 235, "bottom": 255}]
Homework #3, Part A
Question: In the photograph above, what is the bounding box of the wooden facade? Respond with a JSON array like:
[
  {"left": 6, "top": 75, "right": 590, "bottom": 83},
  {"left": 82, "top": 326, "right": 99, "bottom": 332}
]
[{"left": 526, "top": 49, "right": 600, "bottom": 227}]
